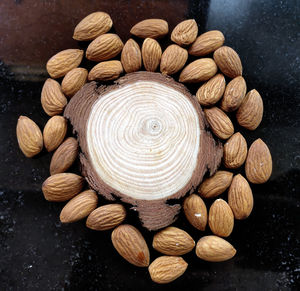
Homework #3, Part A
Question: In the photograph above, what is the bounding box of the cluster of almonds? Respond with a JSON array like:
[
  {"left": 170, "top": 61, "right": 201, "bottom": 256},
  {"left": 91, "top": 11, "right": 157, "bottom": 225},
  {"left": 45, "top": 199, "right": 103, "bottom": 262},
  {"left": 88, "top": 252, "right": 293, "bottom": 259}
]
[{"left": 16, "top": 12, "right": 273, "bottom": 284}]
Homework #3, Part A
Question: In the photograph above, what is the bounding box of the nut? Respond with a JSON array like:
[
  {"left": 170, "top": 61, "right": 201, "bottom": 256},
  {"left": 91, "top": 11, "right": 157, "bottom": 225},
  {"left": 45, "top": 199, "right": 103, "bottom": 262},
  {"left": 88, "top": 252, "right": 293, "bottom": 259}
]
[
  {"left": 171, "top": 19, "right": 198, "bottom": 46},
  {"left": 61, "top": 68, "right": 88, "bottom": 97},
  {"left": 121, "top": 39, "right": 142, "bottom": 73},
  {"left": 88, "top": 60, "right": 123, "bottom": 81},
  {"left": 142, "top": 38, "right": 162, "bottom": 72},
  {"left": 130, "top": 19, "right": 168, "bottom": 39}
]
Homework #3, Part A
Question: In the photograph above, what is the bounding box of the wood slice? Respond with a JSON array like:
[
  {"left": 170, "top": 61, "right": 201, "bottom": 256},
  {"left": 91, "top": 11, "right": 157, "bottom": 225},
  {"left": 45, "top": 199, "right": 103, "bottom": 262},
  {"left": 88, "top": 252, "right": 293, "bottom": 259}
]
[{"left": 64, "top": 72, "right": 222, "bottom": 230}]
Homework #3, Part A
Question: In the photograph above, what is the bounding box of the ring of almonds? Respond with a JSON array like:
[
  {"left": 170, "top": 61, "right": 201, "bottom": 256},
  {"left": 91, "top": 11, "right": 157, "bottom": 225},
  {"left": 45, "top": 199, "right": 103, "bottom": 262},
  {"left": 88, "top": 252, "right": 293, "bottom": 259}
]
[{"left": 16, "top": 12, "right": 273, "bottom": 284}]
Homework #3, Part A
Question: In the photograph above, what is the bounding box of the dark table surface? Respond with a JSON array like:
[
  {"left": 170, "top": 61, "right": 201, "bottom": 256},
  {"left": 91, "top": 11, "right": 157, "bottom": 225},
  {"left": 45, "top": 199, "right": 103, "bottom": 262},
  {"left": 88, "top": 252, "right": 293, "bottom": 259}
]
[{"left": 0, "top": 0, "right": 299, "bottom": 290}]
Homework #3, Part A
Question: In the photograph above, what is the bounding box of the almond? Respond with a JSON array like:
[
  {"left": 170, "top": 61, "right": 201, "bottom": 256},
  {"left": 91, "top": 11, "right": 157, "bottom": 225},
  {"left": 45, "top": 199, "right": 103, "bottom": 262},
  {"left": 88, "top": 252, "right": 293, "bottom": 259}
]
[
  {"left": 46, "top": 49, "right": 83, "bottom": 79},
  {"left": 111, "top": 224, "right": 150, "bottom": 267},
  {"left": 189, "top": 30, "right": 225, "bottom": 56},
  {"left": 42, "top": 173, "right": 85, "bottom": 202},
  {"left": 171, "top": 19, "right": 198, "bottom": 46},
  {"left": 221, "top": 76, "right": 247, "bottom": 112},
  {"left": 179, "top": 58, "right": 217, "bottom": 83},
  {"left": 130, "top": 19, "right": 168, "bottom": 39},
  {"left": 43, "top": 116, "right": 67, "bottom": 152},
  {"left": 153, "top": 227, "right": 195, "bottom": 255},
  {"left": 213, "top": 46, "right": 242, "bottom": 78},
  {"left": 121, "top": 39, "right": 142, "bottom": 73},
  {"left": 41, "top": 78, "right": 67, "bottom": 116},
  {"left": 142, "top": 38, "right": 162, "bottom": 72},
  {"left": 148, "top": 256, "right": 188, "bottom": 284},
  {"left": 196, "top": 74, "right": 226, "bottom": 106},
  {"left": 61, "top": 68, "right": 88, "bottom": 97},
  {"left": 245, "top": 138, "right": 272, "bottom": 184},
  {"left": 236, "top": 89, "right": 264, "bottom": 130},
  {"left": 223, "top": 132, "right": 247, "bottom": 169},
  {"left": 88, "top": 60, "right": 123, "bottom": 81},
  {"left": 228, "top": 174, "right": 253, "bottom": 219},
  {"left": 60, "top": 190, "right": 98, "bottom": 223},
  {"left": 86, "top": 33, "right": 124, "bottom": 62},
  {"left": 199, "top": 171, "right": 233, "bottom": 198},
  {"left": 16, "top": 116, "right": 43, "bottom": 158},
  {"left": 204, "top": 107, "right": 234, "bottom": 139},
  {"left": 86, "top": 204, "right": 126, "bottom": 231},
  {"left": 195, "top": 235, "right": 236, "bottom": 262},
  {"left": 50, "top": 137, "right": 78, "bottom": 175},
  {"left": 73, "top": 11, "right": 113, "bottom": 41},
  {"left": 183, "top": 194, "right": 207, "bottom": 231}
]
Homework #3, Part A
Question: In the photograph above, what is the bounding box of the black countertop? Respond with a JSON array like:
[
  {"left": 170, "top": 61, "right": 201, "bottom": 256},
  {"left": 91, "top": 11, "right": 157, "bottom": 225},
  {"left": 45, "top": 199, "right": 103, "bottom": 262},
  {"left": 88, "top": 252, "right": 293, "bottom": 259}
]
[{"left": 0, "top": 0, "right": 299, "bottom": 290}]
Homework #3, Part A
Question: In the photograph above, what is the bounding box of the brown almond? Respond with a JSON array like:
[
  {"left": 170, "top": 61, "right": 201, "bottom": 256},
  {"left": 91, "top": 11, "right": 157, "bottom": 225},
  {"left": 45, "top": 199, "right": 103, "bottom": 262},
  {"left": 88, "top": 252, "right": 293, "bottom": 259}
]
[
  {"left": 183, "top": 194, "right": 207, "bottom": 231},
  {"left": 73, "top": 12, "right": 113, "bottom": 41},
  {"left": 121, "top": 39, "right": 142, "bottom": 73},
  {"left": 196, "top": 235, "right": 236, "bottom": 262},
  {"left": 88, "top": 60, "right": 123, "bottom": 81},
  {"left": 199, "top": 170, "right": 233, "bottom": 198},
  {"left": 236, "top": 89, "right": 264, "bottom": 130},
  {"left": 61, "top": 68, "right": 88, "bottom": 97},
  {"left": 130, "top": 19, "right": 168, "bottom": 39},
  {"left": 16, "top": 116, "right": 43, "bottom": 158},
  {"left": 86, "top": 204, "right": 126, "bottom": 231},
  {"left": 160, "top": 44, "right": 188, "bottom": 75},
  {"left": 142, "top": 38, "right": 162, "bottom": 72},
  {"left": 208, "top": 199, "right": 234, "bottom": 237},
  {"left": 60, "top": 190, "right": 98, "bottom": 223},
  {"left": 148, "top": 256, "right": 188, "bottom": 284},
  {"left": 204, "top": 107, "right": 234, "bottom": 139},
  {"left": 50, "top": 137, "right": 78, "bottom": 175},
  {"left": 223, "top": 132, "right": 247, "bottom": 169},
  {"left": 41, "top": 78, "right": 67, "bottom": 116},
  {"left": 42, "top": 173, "right": 85, "bottom": 202},
  {"left": 46, "top": 49, "right": 83, "bottom": 79},
  {"left": 43, "top": 116, "right": 67, "bottom": 152},
  {"left": 245, "top": 138, "right": 272, "bottom": 184},
  {"left": 213, "top": 46, "right": 242, "bottom": 78},
  {"left": 196, "top": 74, "right": 226, "bottom": 106},
  {"left": 86, "top": 33, "right": 124, "bottom": 62},
  {"left": 228, "top": 174, "right": 253, "bottom": 219},
  {"left": 171, "top": 19, "right": 198, "bottom": 46},
  {"left": 111, "top": 224, "right": 150, "bottom": 267}
]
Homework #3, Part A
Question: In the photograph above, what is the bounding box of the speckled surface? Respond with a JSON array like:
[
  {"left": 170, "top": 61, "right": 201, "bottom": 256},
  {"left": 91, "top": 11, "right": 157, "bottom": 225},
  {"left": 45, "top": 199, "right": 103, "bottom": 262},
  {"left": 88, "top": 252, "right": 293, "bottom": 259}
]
[{"left": 0, "top": 0, "right": 299, "bottom": 290}]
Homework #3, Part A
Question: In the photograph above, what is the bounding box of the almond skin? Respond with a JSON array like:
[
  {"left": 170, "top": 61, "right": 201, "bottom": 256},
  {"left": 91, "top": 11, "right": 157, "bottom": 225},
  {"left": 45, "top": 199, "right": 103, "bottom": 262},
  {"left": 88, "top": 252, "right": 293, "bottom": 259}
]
[
  {"left": 130, "top": 19, "right": 168, "bottom": 39},
  {"left": 142, "top": 38, "right": 162, "bottom": 72},
  {"left": 43, "top": 116, "right": 67, "bottom": 152},
  {"left": 88, "top": 60, "right": 123, "bottom": 81},
  {"left": 16, "top": 116, "right": 43, "bottom": 158},
  {"left": 60, "top": 190, "right": 98, "bottom": 223},
  {"left": 153, "top": 227, "right": 195, "bottom": 255},
  {"left": 86, "top": 204, "right": 126, "bottom": 231},
  {"left": 209, "top": 199, "right": 234, "bottom": 237},
  {"left": 228, "top": 174, "right": 253, "bottom": 219},
  {"left": 171, "top": 19, "right": 198, "bottom": 46},
  {"left": 199, "top": 171, "right": 233, "bottom": 198},
  {"left": 183, "top": 194, "right": 207, "bottom": 231},
  {"left": 61, "top": 68, "right": 88, "bottom": 97},
  {"left": 189, "top": 30, "right": 225, "bottom": 56},
  {"left": 41, "top": 78, "right": 67, "bottom": 116},
  {"left": 236, "top": 89, "right": 264, "bottom": 130},
  {"left": 160, "top": 44, "right": 188, "bottom": 75},
  {"left": 179, "top": 58, "right": 217, "bottom": 83},
  {"left": 73, "top": 11, "right": 113, "bottom": 41},
  {"left": 223, "top": 132, "right": 247, "bottom": 169},
  {"left": 121, "top": 39, "right": 142, "bottom": 73},
  {"left": 245, "top": 138, "right": 272, "bottom": 184},
  {"left": 111, "top": 224, "right": 150, "bottom": 267},
  {"left": 196, "top": 74, "right": 226, "bottom": 106},
  {"left": 148, "top": 256, "right": 188, "bottom": 284},
  {"left": 50, "top": 137, "right": 78, "bottom": 175},
  {"left": 204, "top": 107, "right": 234, "bottom": 139},
  {"left": 196, "top": 235, "right": 236, "bottom": 262},
  {"left": 42, "top": 173, "right": 85, "bottom": 202},
  {"left": 86, "top": 33, "right": 124, "bottom": 62},
  {"left": 46, "top": 49, "right": 84, "bottom": 79}
]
